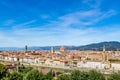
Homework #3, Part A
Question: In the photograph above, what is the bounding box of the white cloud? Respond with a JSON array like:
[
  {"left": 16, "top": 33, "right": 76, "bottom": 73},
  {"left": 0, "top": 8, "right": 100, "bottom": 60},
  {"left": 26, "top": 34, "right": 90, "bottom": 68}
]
[
  {"left": 0, "top": 32, "right": 22, "bottom": 47},
  {"left": 82, "top": 0, "right": 102, "bottom": 9},
  {"left": 40, "top": 14, "right": 50, "bottom": 19},
  {"left": 58, "top": 9, "right": 116, "bottom": 27},
  {"left": 8, "top": 8, "right": 117, "bottom": 46},
  {"left": 2, "top": 19, "right": 15, "bottom": 26},
  {"left": 0, "top": 0, "right": 118, "bottom": 47},
  {"left": 12, "top": 20, "right": 36, "bottom": 29}
]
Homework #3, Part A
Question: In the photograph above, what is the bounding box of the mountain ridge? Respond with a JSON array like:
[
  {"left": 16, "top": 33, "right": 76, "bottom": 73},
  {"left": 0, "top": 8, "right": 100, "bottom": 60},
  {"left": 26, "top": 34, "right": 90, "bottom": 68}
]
[
  {"left": 77, "top": 41, "right": 120, "bottom": 51},
  {"left": 0, "top": 41, "right": 120, "bottom": 51}
]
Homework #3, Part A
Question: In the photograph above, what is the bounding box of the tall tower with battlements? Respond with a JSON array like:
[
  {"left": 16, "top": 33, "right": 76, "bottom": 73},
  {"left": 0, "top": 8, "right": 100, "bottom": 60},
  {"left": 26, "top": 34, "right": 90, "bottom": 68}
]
[
  {"left": 25, "top": 45, "right": 28, "bottom": 53},
  {"left": 25, "top": 45, "right": 28, "bottom": 55}
]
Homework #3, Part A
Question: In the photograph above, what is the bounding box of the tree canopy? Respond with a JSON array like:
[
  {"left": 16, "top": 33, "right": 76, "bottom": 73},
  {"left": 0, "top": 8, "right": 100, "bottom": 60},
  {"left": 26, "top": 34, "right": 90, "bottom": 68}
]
[
  {"left": 26, "top": 69, "right": 44, "bottom": 80},
  {"left": 0, "top": 63, "right": 120, "bottom": 80},
  {"left": 9, "top": 72, "right": 23, "bottom": 80},
  {"left": 57, "top": 74, "right": 71, "bottom": 80},
  {"left": 0, "top": 63, "right": 9, "bottom": 79},
  {"left": 88, "top": 70, "right": 105, "bottom": 80},
  {"left": 108, "top": 72, "right": 120, "bottom": 80}
]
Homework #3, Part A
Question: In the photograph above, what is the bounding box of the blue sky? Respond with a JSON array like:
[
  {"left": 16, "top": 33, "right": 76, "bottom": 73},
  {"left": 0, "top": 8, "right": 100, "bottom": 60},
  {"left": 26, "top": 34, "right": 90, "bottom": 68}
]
[{"left": 0, "top": 0, "right": 120, "bottom": 47}]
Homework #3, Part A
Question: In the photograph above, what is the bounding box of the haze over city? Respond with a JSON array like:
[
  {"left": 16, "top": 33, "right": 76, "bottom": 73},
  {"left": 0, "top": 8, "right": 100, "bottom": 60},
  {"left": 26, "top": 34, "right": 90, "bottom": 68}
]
[{"left": 0, "top": 0, "right": 120, "bottom": 47}]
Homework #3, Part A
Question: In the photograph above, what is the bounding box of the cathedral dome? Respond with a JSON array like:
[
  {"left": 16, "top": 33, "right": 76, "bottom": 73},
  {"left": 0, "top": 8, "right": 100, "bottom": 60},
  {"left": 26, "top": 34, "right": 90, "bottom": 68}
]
[{"left": 60, "top": 46, "right": 65, "bottom": 52}]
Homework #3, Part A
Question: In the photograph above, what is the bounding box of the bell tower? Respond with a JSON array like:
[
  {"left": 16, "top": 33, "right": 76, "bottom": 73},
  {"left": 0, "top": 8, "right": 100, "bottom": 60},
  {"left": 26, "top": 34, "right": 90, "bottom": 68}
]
[
  {"left": 102, "top": 45, "right": 107, "bottom": 62},
  {"left": 51, "top": 47, "right": 55, "bottom": 53},
  {"left": 102, "top": 45, "right": 111, "bottom": 69},
  {"left": 25, "top": 45, "right": 28, "bottom": 53},
  {"left": 25, "top": 45, "right": 28, "bottom": 55}
]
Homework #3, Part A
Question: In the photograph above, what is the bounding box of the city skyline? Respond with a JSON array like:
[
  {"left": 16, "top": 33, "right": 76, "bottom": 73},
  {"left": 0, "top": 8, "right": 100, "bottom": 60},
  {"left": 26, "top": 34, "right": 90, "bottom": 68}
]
[{"left": 0, "top": 0, "right": 120, "bottom": 47}]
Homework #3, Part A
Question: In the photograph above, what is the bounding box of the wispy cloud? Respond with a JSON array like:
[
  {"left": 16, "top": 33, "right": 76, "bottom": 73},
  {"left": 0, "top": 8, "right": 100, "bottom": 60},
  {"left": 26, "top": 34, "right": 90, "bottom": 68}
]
[
  {"left": 12, "top": 20, "right": 36, "bottom": 29},
  {"left": 0, "top": 32, "right": 22, "bottom": 47},
  {"left": 2, "top": 19, "right": 15, "bottom": 26},
  {"left": 82, "top": 0, "right": 102, "bottom": 9},
  {"left": 0, "top": 0, "right": 119, "bottom": 47},
  {"left": 10, "top": 7, "right": 117, "bottom": 46},
  {"left": 57, "top": 9, "right": 116, "bottom": 27},
  {"left": 40, "top": 14, "right": 50, "bottom": 19}
]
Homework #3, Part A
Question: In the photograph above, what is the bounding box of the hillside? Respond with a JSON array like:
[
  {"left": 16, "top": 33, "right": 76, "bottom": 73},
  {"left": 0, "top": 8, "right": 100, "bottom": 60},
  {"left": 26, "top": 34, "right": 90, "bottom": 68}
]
[
  {"left": 77, "top": 41, "right": 120, "bottom": 51},
  {"left": 0, "top": 41, "right": 120, "bottom": 51}
]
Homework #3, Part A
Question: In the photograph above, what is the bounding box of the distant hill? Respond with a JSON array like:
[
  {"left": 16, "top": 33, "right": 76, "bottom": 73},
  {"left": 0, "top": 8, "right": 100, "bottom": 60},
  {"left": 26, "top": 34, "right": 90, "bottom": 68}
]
[
  {"left": 77, "top": 41, "right": 120, "bottom": 51},
  {"left": 0, "top": 41, "right": 120, "bottom": 51},
  {"left": 0, "top": 46, "right": 76, "bottom": 51}
]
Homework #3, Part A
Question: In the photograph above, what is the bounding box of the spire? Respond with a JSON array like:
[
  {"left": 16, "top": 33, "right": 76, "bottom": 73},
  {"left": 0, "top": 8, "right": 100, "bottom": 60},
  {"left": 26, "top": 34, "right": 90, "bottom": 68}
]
[
  {"left": 103, "top": 45, "right": 106, "bottom": 52},
  {"left": 102, "top": 45, "right": 109, "bottom": 62},
  {"left": 102, "top": 45, "right": 106, "bottom": 62}
]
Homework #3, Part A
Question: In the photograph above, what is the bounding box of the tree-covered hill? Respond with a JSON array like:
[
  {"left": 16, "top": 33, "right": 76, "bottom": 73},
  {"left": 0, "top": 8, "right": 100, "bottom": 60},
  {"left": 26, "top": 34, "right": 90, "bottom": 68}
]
[
  {"left": 77, "top": 41, "right": 120, "bottom": 51},
  {"left": 0, "top": 41, "right": 120, "bottom": 51}
]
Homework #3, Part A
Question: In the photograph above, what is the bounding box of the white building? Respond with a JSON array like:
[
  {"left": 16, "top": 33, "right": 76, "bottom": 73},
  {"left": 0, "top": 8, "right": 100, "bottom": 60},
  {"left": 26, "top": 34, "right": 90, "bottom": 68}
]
[
  {"left": 77, "top": 61, "right": 104, "bottom": 69},
  {"left": 111, "top": 63, "right": 120, "bottom": 70}
]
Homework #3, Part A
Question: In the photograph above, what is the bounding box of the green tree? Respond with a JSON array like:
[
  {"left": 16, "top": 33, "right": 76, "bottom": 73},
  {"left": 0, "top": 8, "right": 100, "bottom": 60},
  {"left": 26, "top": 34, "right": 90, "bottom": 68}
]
[
  {"left": 57, "top": 74, "right": 71, "bottom": 80},
  {"left": 44, "top": 69, "right": 54, "bottom": 80},
  {"left": 9, "top": 71, "right": 23, "bottom": 80},
  {"left": 71, "top": 70, "right": 89, "bottom": 80},
  {"left": 0, "top": 63, "right": 9, "bottom": 79},
  {"left": 26, "top": 69, "right": 44, "bottom": 80},
  {"left": 18, "top": 65, "right": 33, "bottom": 74},
  {"left": 88, "top": 70, "right": 105, "bottom": 80},
  {"left": 108, "top": 72, "right": 120, "bottom": 80},
  {"left": 1, "top": 77, "right": 9, "bottom": 80}
]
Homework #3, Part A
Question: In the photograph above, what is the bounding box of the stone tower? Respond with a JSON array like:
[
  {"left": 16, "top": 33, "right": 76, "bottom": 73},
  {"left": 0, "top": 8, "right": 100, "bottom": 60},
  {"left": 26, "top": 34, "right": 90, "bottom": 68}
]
[
  {"left": 51, "top": 47, "right": 55, "bottom": 53},
  {"left": 102, "top": 46, "right": 111, "bottom": 69},
  {"left": 25, "top": 45, "right": 28, "bottom": 55},
  {"left": 102, "top": 45, "right": 107, "bottom": 62},
  {"left": 103, "top": 45, "right": 106, "bottom": 52},
  {"left": 25, "top": 45, "right": 28, "bottom": 53}
]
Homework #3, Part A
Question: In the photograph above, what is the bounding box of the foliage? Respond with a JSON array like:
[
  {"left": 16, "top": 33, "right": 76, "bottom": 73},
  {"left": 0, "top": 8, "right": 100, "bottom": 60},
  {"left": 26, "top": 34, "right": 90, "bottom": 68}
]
[
  {"left": 57, "top": 74, "right": 71, "bottom": 80},
  {"left": 58, "top": 70, "right": 105, "bottom": 80},
  {"left": 88, "top": 70, "right": 105, "bottom": 80},
  {"left": 18, "top": 65, "right": 33, "bottom": 73},
  {"left": 108, "top": 72, "right": 120, "bottom": 80},
  {"left": 109, "top": 59, "right": 120, "bottom": 63},
  {"left": 44, "top": 69, "right": 54, "bottom": 80},
  {"left": 26, "top": 69, "right": 44, "bottom": 80},
  {"left": 1, "top": 77, "right": 9, "bottom": 80},
  {"left": 9, "top": 72, "right": 23, "bottom": 80},
  {"left": 71, "top": 70, "right": 89, "bottom": 80},
  {"left": 77, "top": 41, "right": 120, "bottom": 51},
  {"left": 1, "top": 63, "right": 120, "bottom": 80},
  {"left": 0, "top": 60, "right": 4, "bottom": 62},
  {"left": 0, "top": 63, "right": 9, "bottom": 79}
]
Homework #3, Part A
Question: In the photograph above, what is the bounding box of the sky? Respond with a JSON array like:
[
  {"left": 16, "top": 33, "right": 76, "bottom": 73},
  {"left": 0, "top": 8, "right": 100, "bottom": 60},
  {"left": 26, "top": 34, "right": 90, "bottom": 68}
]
[{"left": 0, "top": 0, "right": 120, "bottom": 47}]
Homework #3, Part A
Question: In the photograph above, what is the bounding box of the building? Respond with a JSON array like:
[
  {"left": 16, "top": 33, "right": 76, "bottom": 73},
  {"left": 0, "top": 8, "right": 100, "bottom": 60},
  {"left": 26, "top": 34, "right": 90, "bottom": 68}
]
[
  {"left": 50, "top": 47, "right": 55, "bottom": 53},
  {"left": 60, "top": 46, "right": 65, "bottom": 52}
]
